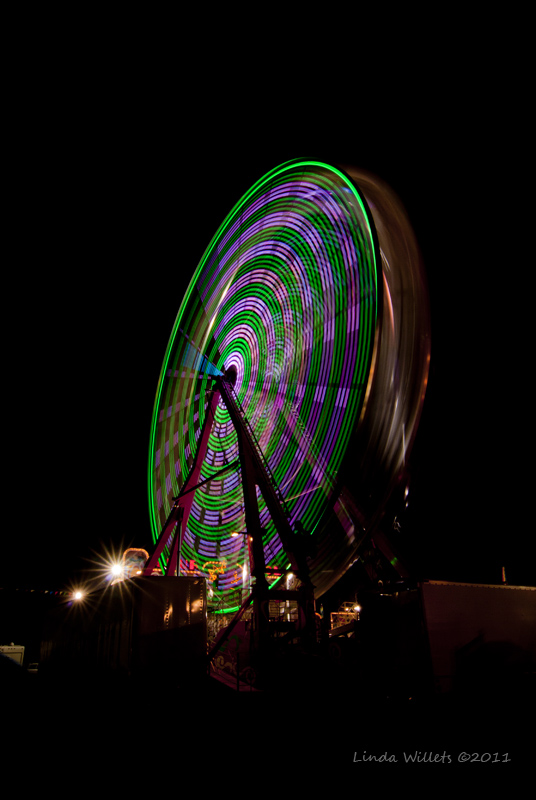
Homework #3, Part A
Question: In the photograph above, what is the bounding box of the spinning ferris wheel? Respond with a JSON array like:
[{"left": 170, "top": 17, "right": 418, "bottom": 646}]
[{"left": 142, "top": 159, "right": 430, "bottom": 636}]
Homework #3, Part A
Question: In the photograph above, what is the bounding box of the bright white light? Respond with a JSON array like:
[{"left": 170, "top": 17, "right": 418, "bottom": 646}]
[
  {"left": 73, "top": 590, "right": 84, "bottom": 601},
  {"left": 111, "top": 563, "right": 123, "bottom": 577}
]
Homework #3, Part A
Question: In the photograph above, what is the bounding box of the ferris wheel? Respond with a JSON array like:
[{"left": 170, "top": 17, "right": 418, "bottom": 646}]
[{"left": 143, "top": 159, "right": 430, "bottom": 622}]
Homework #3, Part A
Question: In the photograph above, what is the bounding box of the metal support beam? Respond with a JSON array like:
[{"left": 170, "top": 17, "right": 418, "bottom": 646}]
[
  {"left": 144, "top": 372, "right": 317, "bottom": 661},
  {"left": 143, "top": 384, "right": 222, "bottom": 576},
  {"left": 217, "top": 376, "right": 316, "bottom": 649}
]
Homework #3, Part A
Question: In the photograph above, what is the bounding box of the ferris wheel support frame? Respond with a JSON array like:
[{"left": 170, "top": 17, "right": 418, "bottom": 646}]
[
  {"left": 142, "top": 383, "right": 223, "bottom": 577},
  {"left": 143, "top": 374, "right": 317, "bottom": 652},
  {"left": 217, "top": 375, "right": 316, "bottom": 651}
]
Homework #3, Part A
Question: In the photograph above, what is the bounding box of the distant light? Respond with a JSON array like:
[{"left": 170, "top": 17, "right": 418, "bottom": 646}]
[{"left": 73, "top": 590, "right": 84, "bottom": 601}]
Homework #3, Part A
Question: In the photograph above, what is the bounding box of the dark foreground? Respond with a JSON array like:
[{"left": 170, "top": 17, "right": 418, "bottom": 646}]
[{"left": 3, "top": 654, "right": 534, "bottom": 773}]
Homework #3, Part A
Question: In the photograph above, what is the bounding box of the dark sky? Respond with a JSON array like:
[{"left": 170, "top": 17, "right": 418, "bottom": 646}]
[{"left": 4, "top": 58, "right": 533, "bottom": 593}]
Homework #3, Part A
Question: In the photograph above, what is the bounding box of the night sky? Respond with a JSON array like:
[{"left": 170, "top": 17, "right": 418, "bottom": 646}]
[{"left": 4, "top": 60, "right": 533, "bottom": 595}]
